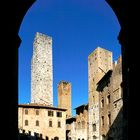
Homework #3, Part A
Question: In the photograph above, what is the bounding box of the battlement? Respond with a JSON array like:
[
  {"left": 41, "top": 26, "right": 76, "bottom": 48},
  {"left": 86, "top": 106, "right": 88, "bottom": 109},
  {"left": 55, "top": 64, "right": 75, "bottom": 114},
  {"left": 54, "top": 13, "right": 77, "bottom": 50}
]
[
  {"left": 35, "top": 32, "right": 52, "bottom": 40},
  {"left": 33, "top": 32, "right": 52, "bottom": 47},
  {"left": 58, "top": 81, "right": 71, "bottom": 86}
]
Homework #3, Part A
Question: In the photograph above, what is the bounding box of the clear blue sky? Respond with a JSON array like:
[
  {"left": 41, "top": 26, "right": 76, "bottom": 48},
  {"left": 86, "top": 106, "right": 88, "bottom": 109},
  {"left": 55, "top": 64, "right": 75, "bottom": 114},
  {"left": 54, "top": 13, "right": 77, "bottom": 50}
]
[{"left": 18, "top": 0, "right": 121, "bottom": 116}]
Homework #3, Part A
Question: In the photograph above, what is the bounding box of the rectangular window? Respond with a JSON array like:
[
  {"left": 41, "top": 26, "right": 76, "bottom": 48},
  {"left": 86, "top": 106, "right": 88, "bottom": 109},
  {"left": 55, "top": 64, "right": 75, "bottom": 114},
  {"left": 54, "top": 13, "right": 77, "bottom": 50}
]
[
  {"left": 49, "top": 121, "right": 52, "bottom": 127},
  {"left": 36, "top": 110, "right": 39, "bottom": 115},
  {"left": 57, "top": 112, "right": 62, "bottom": 117},
  {"left": 48, "top": 110, "right": 53, "bottom": 117},
  {"left": 108, "top": 114, "right": 111, "bottom": 126},
  {"left": 101, "top": 116, "right": 104, "bottom": 126},
  {"left": 101, "top": 99, "right": 104, "bottom": 108},
  {"left": 107, "top": 95, "right": 110, "bottom": 104},
  {"left": 36, "top": 120, "right": 39, "bottom": 126},
  {"left": 93, "top": 124, "right": 96, "bottom": 131},
  {"left": 25, "top": 109, "right": 28, "bottom": 115},
  {"left": 25, "top": 120, "right": 28, "bottom": 126},
  {"left": 58, "top": 121, "right": 61, "bottom": 128}
]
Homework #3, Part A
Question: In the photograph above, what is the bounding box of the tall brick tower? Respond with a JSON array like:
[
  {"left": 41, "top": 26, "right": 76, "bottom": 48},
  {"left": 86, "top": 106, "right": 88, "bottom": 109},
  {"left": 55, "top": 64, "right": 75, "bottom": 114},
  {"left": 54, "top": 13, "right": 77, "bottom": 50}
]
[
  {"left": 88, "top": 47, "right": 112, "bottom": 140},
  {"left": 57, "top": 81, "right": 72, "bottom": 118},
  {"left": 31, "top": 32, "right": 53, "bottom": 106}
]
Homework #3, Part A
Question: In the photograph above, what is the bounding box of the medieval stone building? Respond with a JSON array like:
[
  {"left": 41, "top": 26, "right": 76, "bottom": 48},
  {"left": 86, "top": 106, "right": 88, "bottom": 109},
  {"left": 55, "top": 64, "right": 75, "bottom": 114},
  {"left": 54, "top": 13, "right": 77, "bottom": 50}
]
[
  {"left": 18, "top": 33, "right": 123, "bottom": 140},
  {"left": 18, "top": 32, "right": 67, "bottom": 140},
  {"left": 88, "top": 47, "right": 113, "bottom": 140},
  {"left": 58, "top": 81, "right": 72, "bottom": 118},
  {"left": 18, "top": 104, "right": 66, "bottom": 140},
  {"left": 66, "top": 47, "right": 123, "bottom": 140},
  {"left": 97, "top": 56, "right": 123, "bottom": 140},
  {"left": 66, "top": 104, "right": 88, "bottom": 140},
  {"left": 31, "top": 32, "right": 53, "bottom": 106}
]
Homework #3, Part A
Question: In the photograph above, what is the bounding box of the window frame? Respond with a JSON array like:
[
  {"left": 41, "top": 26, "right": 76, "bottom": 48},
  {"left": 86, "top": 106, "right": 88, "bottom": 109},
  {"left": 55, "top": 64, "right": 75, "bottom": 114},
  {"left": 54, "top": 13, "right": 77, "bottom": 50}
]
[
  {"left": 25, "top": 120, "right": 28, "bottom": 126},
  {"left": 36, "top": 110, "right": 39, "bottom": 115},
  {"left": 36, "top": 120, "right": 39, "bottom": 126},
  {"left": 25, "top": 109, "right": 28, "bottom": 115},
  {"left": 56, "top": 112, "right": 62, "bottom": 117}
]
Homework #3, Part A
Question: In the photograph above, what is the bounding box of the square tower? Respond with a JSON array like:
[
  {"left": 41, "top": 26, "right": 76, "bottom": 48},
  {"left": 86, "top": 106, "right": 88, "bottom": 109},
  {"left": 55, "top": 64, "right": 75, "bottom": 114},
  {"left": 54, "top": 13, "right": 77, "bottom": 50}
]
[
  {"left": 88, "top": 47, "right": 112, "bottom": 140},
  {"left": 57, "top": 81, "right": 72, "bottom": 118},
  {"left": 31, "top": 32, "right": 53, "bottom": 106}
]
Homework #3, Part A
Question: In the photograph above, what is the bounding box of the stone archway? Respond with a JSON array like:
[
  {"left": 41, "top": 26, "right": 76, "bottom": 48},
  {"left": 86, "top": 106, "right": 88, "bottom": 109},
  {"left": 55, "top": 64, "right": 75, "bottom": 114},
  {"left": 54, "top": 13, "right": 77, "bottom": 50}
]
[{"left": 15, "top": 1, "right": 128, "bottom": 140}]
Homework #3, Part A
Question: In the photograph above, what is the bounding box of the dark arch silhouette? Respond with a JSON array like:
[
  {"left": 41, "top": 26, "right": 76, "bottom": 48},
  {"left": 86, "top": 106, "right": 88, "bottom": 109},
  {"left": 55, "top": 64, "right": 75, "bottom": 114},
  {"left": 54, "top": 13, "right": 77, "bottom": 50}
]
[
  {"left": 54, "top": 136, "right": 59, "bottom": 140},
  {"left": 13, "top": 0, "right": 129, "bottom": 140}
]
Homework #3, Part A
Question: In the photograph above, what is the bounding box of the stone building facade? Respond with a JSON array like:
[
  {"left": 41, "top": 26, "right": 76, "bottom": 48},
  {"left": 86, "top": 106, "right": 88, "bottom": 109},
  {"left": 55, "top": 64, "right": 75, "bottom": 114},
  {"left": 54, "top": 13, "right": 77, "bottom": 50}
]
[
  {"left": 58, "top": 81, "right": 72, "bottom": 118},
  {"left": 18, "top": 104, "right": 66, "bottom": 140},
  {"left": 88, "top": 47, "right": 113, "bottom": 140},
  {"left": 31, "top": 32, "right": 53, "bottom": 106},
  {"left": 66, "top": 117, "right": 76, "bottom": 140},
  {"left": 97, "top": 56, "right": 123, "bottom": 140},
  {"left": 66, "top": 104, "right": 88, "bottom": 140}
]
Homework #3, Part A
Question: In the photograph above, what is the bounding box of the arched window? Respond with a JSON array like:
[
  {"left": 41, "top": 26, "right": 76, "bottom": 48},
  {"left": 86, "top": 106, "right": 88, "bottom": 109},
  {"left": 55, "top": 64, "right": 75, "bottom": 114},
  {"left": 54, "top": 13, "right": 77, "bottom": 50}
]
[
  {"left": 101, "top": 116, "right": 104, "bottom": 126},
  {"left": 36, "top": 120, "right": 39, "bottom": 126},
  {"left": 25, "top": 120, "right": 28, "bottom": 126},
  {"left": 46, "top": 136, "right": 49, "bottom": 140},
  {"left": 108, "top": 114, "right": 111, "bottom": 126},
  {"left": 101, "top": 98, "right": 104, "bottom": 108},
  {"left": 93, "top": 124, "right": 96, "bottom": 131},
  {"left": 107, "top": 95, "right": 110, "bottom": 104}
]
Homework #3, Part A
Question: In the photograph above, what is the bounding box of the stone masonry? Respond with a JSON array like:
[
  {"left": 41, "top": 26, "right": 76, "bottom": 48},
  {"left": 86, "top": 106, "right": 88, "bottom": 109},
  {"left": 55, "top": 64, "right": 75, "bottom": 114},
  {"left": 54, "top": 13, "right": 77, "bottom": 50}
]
[
  {"left": 31, "top": 32, "right": 53, "bottom": 106},
  {"left": 58, "top": 81, "right": 72, "bottom": 118},
  {"left": 18, "top": 104, "right": 66, "bottom": 140},
  {"left": 88, "top": 47, "right": 112, "bottom": 140},
  {"left": 97, "top": 56, "right": 123, "bottom": 140},
  {"left": 66, "top": 104, "right": 88, "bottom": 140}
]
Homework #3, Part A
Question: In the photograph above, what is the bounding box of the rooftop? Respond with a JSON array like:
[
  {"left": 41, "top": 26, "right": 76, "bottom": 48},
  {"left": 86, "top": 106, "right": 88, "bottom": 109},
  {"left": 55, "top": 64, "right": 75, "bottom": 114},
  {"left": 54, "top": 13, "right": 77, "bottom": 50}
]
[
  {"left": 18, "top": 103, "right": 67, "bottom": 111},
  {"left": 74, "top": 103, "right": 88, "bottom": 110},
  {"left": 66, "top": 116, "right": 76, "bottom": 123}
]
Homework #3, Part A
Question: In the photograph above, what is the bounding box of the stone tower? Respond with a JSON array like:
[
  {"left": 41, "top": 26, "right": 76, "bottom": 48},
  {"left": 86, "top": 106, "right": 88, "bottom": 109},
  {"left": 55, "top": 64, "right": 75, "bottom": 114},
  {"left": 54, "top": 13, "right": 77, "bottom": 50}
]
[
  {"left": 57, "top": 81, "right": 72, "bottom": 118},
  {"left": 88, "top": 47, "right": 112, "bottom": 140},
  {"left": 31, "top": 32, "right": 53, "bottom": 106}
]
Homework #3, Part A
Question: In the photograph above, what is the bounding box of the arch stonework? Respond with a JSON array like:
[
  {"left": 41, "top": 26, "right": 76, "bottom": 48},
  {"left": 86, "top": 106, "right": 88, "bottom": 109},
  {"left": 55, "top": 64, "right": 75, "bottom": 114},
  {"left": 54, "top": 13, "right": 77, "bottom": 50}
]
[{"left": 15, "top": 0, "right": 128, "bottom": 140}]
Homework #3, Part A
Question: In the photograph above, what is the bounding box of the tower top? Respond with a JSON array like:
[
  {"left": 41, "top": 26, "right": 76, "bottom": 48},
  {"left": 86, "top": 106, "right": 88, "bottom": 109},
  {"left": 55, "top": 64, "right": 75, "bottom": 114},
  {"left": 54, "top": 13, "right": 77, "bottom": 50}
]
[
  {"left": 88, "top": 46, "right": 112, "bottom": 58},
  {"left": 57, "top": 81, "right": 71, "bottom": 86},
  {"left": 33, "top": 32, "right": 52, "bottom": 47},
  {"left": 35, "top": 32, "right": 52, "bottom": 40}
]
